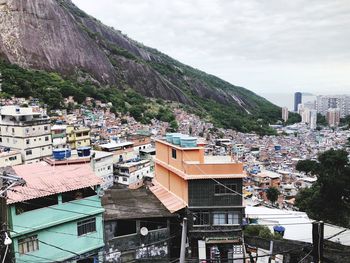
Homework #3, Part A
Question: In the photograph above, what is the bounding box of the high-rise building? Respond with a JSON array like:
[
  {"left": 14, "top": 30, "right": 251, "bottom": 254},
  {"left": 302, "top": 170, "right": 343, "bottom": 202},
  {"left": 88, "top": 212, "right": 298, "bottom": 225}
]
[
  {"left": 316, "top": 95, "right": 350, "bottom": 118},
  {"left": 294, "top": 92, "right": 302, "bottom": 112},
  {"left": 0, "top": 106, "right": 52, "bottom": 164},
  {"left": 300, "top": 106, "right": 311, "bottom": 124},
  {"left": 326, "top": 108, "right": 341, "bottom": 127},
  {"left": 282, "top": 107, "right": 289, "bottom": 122},
  {"left": 310, "top": 110, "right": 317, "bottom": 130}
]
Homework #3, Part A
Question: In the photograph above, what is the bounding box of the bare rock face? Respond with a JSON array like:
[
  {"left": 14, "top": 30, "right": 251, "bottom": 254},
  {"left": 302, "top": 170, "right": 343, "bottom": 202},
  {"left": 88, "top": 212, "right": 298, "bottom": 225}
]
[
  {"left": 0, "top": 0, "right": 278, "bottom": 114},
  {"left": 0, "top": 0, "right": 116, "bottom": 83}
]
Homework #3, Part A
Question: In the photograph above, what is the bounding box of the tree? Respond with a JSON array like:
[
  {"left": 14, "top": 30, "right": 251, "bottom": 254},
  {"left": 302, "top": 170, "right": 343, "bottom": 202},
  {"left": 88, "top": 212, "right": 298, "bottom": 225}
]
[
  {"left": 295, "top": 149, "right": 350, "bottom": 227},
  {"left": 169, "top": 120, "right": 179, "bottom": 132},
  {"left": 296, "top": 159, "right": 318, "bottom": 175},
  {"left": 266, "top": 187, "right": 280, "bottom": 205}
]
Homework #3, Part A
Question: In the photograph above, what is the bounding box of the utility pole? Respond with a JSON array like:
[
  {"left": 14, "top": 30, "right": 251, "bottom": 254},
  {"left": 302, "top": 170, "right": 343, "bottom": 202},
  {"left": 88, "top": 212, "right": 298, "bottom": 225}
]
[
  {"left": 312, "top": 221, "right": 324, "bottom": 263},
  {"left": 179, "top": 217, "right": 187, "bottom": 263},
  {"left": 0, "top": 171, "right": 26, "bottom": 262}
]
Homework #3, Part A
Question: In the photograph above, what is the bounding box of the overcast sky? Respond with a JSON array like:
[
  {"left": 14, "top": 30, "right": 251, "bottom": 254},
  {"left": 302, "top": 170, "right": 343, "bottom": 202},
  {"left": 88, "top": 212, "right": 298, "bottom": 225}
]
[{"left": 72, "top": 0, "right": 350, "bottom": 99}]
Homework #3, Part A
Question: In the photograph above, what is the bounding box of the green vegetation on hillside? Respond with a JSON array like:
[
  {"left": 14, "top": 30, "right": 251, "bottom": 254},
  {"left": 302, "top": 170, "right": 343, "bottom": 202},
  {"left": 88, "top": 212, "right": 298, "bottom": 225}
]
[
  {"left": 0, "top": 60, "right": 177, "bottom": 125},
  {"left": 295, "top": 149, "right": 350, "bottom": 227}
]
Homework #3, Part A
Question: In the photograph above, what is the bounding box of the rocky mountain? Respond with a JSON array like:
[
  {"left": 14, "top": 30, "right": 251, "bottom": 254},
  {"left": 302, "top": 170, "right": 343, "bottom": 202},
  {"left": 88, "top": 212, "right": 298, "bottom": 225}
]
[{"left": 0, "top": 0, "right": 282, "bottom": 132}]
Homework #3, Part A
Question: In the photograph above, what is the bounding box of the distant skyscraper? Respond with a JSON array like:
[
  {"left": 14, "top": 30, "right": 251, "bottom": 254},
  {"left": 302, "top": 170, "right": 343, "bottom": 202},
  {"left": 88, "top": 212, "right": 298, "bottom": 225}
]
[
  {"left": 282, "top": 107, "right": 289, "bottom": 122},
  {"left": 326, "top": 108, "right": 341, "bottom": 127},
  {"left": 310, "top": 110, "right": 317, "bottom": 130},
  {"left": 294, "top": 92, "right": 302, "bottom": 112},
  {"left": 316, "top": 95, "right": 350, "bottom": 118}
]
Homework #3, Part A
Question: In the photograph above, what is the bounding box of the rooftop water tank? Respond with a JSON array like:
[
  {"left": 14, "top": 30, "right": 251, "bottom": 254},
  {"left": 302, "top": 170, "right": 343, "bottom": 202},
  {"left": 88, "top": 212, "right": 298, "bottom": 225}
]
[
  {"left": 166, "top": 133, "right": 174, "bottom": 143},
  {"left": 274, "top": 145, "right": 282, "bottom": 151},
  {"left": 77, "top": 147, "right": 91, "bottom": 157},
  {"left": 273, "top": 225, "right": 285, "bottom": 237},
  {"left": 53, "top": 149, "right": 71, "bottom": 160},
  {"left": 180, "top": 136, "right": 197, "bottom": 148},
  {"left": 171, "top": 134, "right": 182, "bottom": 145}
]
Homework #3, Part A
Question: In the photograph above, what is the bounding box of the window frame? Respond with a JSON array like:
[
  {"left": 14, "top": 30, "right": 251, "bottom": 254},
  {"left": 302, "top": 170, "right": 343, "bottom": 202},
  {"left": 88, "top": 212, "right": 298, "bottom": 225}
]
[
  {"left": 18, "top": 235, "right": 39, "bottom": 254},
  {"left": 77, "top": 217, "right": 96, "bottom": 236},
  {"left": 212, "top": 211, "right": 240, "bottom": 226},
  {"left": 193, "top": 211, "right": 210, "bottom": 227},
  {"left": 171, "top": 148, "right": 177, "bottom": 159}
]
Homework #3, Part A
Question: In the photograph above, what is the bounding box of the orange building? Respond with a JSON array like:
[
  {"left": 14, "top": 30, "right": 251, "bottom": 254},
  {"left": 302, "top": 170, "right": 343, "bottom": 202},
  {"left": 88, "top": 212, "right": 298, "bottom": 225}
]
[{"left": 151, "top": 134, "right": 245, "bottom": 261}]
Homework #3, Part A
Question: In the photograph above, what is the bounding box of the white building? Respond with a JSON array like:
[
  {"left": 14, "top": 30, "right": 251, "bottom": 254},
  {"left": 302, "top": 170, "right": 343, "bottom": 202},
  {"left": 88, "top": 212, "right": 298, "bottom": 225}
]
[
  {"left": 282, "top": 107, "right": 289, "bottom": 122},
  {"left": 0, "top": 106, "right": 52, "bottom": 164},
  {"left": 116, "top": 159, "right": 151, "bottom": 189},
  {"left": 316, "top": 95, "right": 350, "bottom": 118},
  {"left": 51, "top": 124, "right": 67, "bottom": 149},
  {"left": 309, "top": 110, "right": 317, "bottom": 130},
  {"left": 0, "top": 149, "right": 22, "bottom": 168},
  {"left": 91, "top": 150, "right": 114, "bottom": 190}
]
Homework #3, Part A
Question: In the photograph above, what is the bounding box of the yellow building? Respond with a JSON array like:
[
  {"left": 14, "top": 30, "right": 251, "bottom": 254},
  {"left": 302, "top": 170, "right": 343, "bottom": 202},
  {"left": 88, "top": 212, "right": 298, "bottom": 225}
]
[{"left": 66, "top": 125, "right": 91, "bottom": 149}]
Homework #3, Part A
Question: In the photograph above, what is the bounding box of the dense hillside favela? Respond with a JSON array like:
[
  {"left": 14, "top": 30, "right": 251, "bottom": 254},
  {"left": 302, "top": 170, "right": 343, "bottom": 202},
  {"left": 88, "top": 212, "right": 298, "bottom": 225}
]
[{"left": 0, "top": 1, "right": 350, "bottom": 263}]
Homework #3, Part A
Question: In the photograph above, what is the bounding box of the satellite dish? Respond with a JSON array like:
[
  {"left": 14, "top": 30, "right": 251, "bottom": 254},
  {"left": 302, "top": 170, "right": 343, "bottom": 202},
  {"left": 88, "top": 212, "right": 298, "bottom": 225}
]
[{"left": 140, "top": 227, "right": 149, "bottom": 236}]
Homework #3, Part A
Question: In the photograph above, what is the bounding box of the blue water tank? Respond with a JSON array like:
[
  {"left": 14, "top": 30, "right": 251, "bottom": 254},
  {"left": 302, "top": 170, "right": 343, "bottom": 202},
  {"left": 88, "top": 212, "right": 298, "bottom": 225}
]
[
  {"left": 274, "top": 145, "right": 282, "bottom": 151},
  {"left": 65, "top": 149, "right": 71, "bottom": 159},
  {"left": 53, "top": 149, "right": 67, "bottom": 160},
  {"left": 180, "top": 137, "right": 197, "bottom": 147},
  {"left": 77, "top": 147, "right": 91, "bottom": 157},
  {"left": 273, "top": 225, "right": 285, "bottom": 237}
]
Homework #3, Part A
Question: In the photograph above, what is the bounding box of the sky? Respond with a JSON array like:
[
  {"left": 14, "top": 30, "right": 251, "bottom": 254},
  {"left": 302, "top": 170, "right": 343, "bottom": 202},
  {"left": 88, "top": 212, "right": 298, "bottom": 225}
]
[{"left": 72, "top": 0, "right": 350, "bottom": 103}]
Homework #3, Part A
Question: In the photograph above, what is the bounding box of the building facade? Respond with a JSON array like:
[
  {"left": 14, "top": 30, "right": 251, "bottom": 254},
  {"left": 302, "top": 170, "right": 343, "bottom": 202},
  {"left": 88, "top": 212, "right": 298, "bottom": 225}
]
[
  {"left": 51, "top": 124, "right": 67, "bottom": 149},
  {"left": 326, "top": 108, "right": 341, "bottom": 127},
  {"left": 282, "top": 107, "right": 289, "bottom": 122},
  {"left": 151, "top": 135, "right": 245, "bottom": 261},
  {"left": 6, "top": 163, "right": 105, "bottom": 263},
  {"left": 0, "top": 106, "right": 52, "bottom": 164},
  {"left": 115, "top": 159, "right": 151, "bottom": 189},
  {"left": 91, "top": 151, "right": 114, "bottom": 190},
  {"left": 66, "top": 125, "right": 91, "bottom": 149},
  {"left": 294, "top": 92, "right": 302, "bottom": 112},
  {"left": 316, "top": 95, "right": 350, "bottom": 118}
]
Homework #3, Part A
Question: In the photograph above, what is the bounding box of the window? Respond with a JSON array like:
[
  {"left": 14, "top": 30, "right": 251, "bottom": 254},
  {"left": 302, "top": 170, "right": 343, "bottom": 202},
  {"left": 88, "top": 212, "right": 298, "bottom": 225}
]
[
  {"left": 26, "top": 139, "right": 30, "bottom": 145},
  {"left": 122, "top": 177, "right": 127, "bottom": 182},
  {"left": 213, "top": 212, "right": 239, "bottom": 225},
  {"left": 25, "top": 128, "right": 29, "bottom": 134},
  {"left": 193, "top": 212, "right": 210, "bottom": 226},
  {"left": 171, "top": 148, "right": 177, "bottom": 159},
  {"left": 214, "top": 183, "right": 237, "bottom": 195},
  {"left": 77, "top": 217, "right": 96, "bottom": 236},
  {"left": 11, "top": 128, "right": 14, "bottom": 133},
  {"left": 26, "top": 150, "right": 32, "bottom": 156},
  {"left": 9, "top": 156, "right": 17, "bottom": 161},
  {"left": 0, "top": 138, "right": 2, "bottom": 143},
  {"left": 44, "top": 126, "right": 48, "bottom": 131},
  {"left": 18, "top": 235, "right": 39, "bottom": 254},
  {"left": 213, "top": 213, "right": 226, "bottom": 225}
]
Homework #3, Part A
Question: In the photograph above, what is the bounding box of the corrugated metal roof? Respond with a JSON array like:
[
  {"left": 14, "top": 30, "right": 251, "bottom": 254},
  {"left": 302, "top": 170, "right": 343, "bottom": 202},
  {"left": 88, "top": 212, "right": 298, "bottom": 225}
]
[
  {"left": 7, "top": 162, "right": 101, "bottom": 204},
  {"left": 149, "top": 180, "right": 187, "bottom": 213}
]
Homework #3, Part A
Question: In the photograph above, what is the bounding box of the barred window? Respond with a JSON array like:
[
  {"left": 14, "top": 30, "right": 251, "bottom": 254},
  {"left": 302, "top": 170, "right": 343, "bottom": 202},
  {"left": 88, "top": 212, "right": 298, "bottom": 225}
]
[
  {"left": 18, "top": 235, "right": 39, "bottom": 254},
  {"left": 213, "top": 212, "right": 240, "bottom": 225},
  {"left": 77, "top": 217, "right": 96, "bottom": 236},
  {"left": 193, "top": 211, "right": 210, "bottom": 226}
]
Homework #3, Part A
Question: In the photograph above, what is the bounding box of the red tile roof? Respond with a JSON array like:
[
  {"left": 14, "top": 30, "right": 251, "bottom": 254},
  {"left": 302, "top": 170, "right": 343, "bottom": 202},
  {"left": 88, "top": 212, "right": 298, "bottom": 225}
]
[
  {"left": 149, "top": 180, "right": 187, "bottom": 213},
  {"left": 7, "top": 162, "right": 101, "bottom": 204}
]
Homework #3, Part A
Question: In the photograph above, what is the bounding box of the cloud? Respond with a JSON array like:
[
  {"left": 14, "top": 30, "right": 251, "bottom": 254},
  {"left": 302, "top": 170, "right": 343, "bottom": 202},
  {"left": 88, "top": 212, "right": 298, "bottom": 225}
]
[{"left": 72, "top": 0, "right": 350, "bottom": 97}]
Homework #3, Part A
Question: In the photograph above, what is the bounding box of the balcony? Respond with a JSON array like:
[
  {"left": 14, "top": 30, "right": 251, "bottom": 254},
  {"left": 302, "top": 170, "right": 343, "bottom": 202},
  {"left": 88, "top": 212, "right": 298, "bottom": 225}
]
[{"left": 108, "top": 228, "right": 169, "bottom": 252}]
